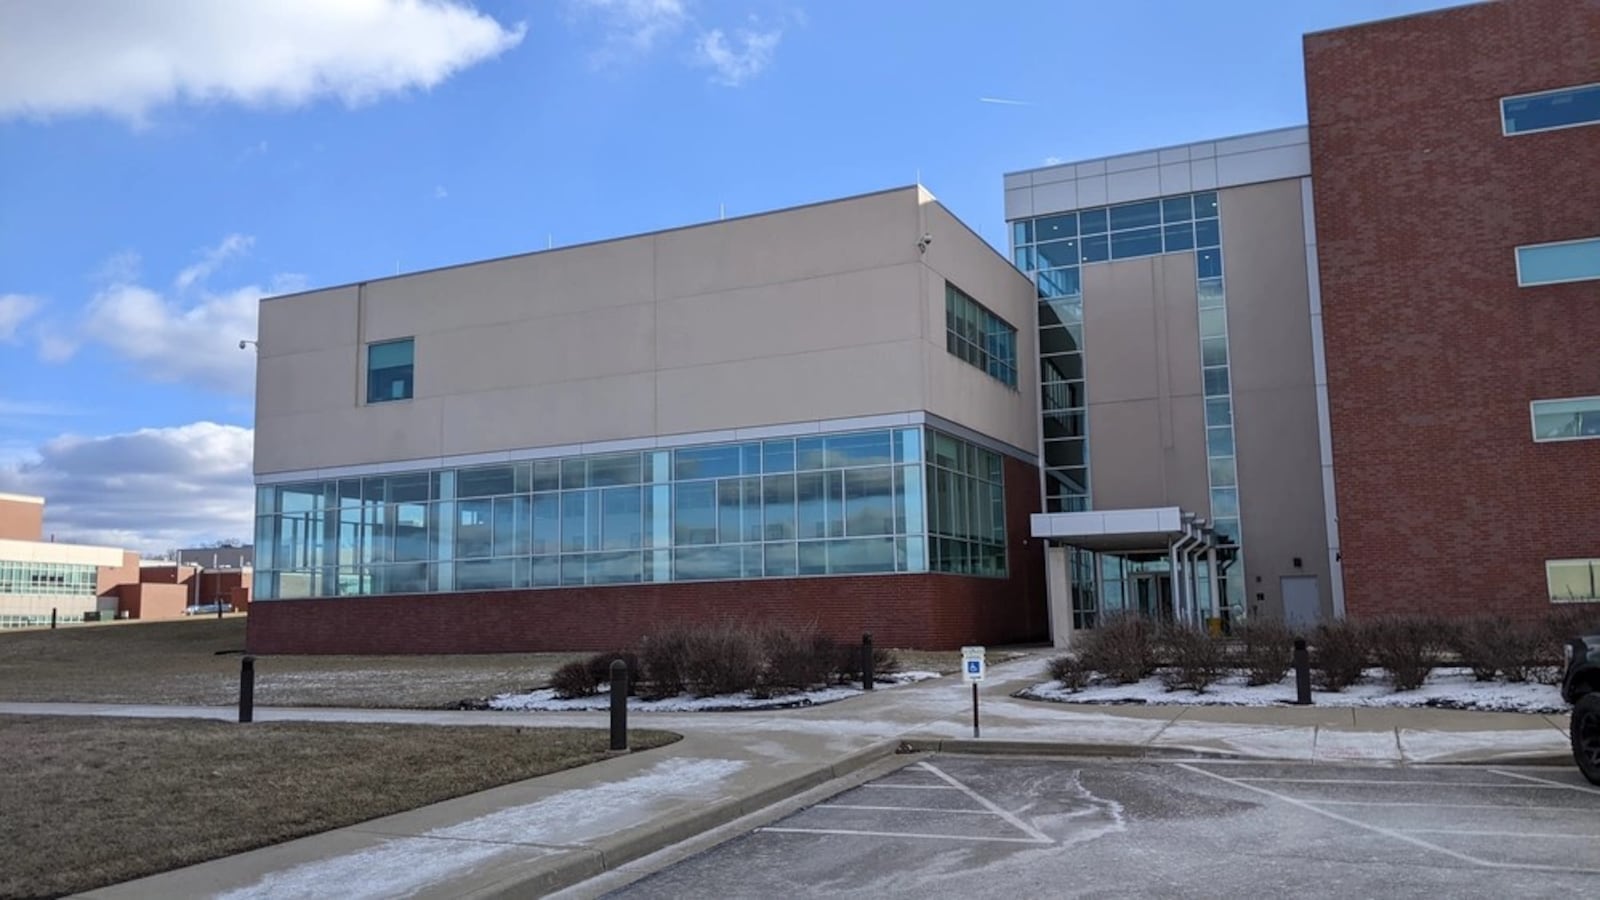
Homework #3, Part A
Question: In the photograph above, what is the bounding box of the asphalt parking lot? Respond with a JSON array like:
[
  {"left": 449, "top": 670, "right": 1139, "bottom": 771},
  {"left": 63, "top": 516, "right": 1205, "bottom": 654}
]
[{"left": 607, "top": 755, "right": 1600, "bottom": 899}]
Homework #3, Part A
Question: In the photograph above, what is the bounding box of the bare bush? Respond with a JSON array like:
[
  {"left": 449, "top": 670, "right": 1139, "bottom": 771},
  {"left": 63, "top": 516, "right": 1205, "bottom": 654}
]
[
  {"left": 1078, "top": 614, "right": 1157, "bottom": 685},
  {"left": 549, "top": 660, "right": 598, "bottom": 699},
  {"left": 1451, "top": 616, "right": 1546, "bottom": 683},
  {"left": 1311, "top": 619, "right": 1369, "bottom": 692},
  {"left": 1540, "top": 608, "right": 1600, "bottom": 683},
  {"left": 683, "top": 622, "right": 763, "bottom": 697},
  {"left": 835, "top": 642, "right": 901, "bottom": 683},
  {"left": 1047, "top": 655, "right": 1091, "bottom": 692},
  {"left": 638, "top": 626, "right": 693, "bottom": 700},
  {"left": 758, "top": 624, "right": 835, "bottom": 693},
  {"left": 1368, "top": 616, "right": 1447, "bottom": 691},
  {"left": 1238, "top": 619, "right": 1295, "bottom": 686},
  {"left": 1157, "top": 623, "right": 1227, "bottom": 693},
  {"left": 584, "top": 651, "right": 642, "bottom": 694}
]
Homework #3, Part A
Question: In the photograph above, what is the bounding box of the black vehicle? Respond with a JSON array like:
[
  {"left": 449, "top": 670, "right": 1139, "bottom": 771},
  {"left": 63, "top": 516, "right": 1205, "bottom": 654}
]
[{"left": 1561, "top": 634, "right": 1600, "bottom": 785}]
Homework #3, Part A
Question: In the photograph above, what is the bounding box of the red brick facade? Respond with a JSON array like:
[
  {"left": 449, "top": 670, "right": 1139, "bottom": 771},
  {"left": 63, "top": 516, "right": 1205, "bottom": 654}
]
[
  {"left": 247, "top": 456, "right": 1045, "bottom": 654},
  {"left": 1305, "top": 0, "right": 1600, "bottom": 619}
]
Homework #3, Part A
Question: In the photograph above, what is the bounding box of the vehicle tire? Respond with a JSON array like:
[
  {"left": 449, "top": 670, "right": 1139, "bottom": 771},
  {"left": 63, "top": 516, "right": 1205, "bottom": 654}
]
[{"left": 1572, "top": 693, "right": 1600, "bottom": 786}]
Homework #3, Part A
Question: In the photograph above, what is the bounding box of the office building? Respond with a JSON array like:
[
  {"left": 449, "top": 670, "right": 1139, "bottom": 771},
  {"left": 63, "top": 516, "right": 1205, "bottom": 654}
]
[{"left": 249, "top": 187, "right": 1048, "bottom": 653}]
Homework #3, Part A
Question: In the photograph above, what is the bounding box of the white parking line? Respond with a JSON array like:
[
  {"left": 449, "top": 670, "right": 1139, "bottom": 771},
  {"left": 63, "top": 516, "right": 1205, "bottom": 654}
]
[
  {"left": 1309, "top": 800, "right": 1590, "bottom": 812},
  {"left": 1490, "top": 769, "right": 1600, "bottom": 796},
  {"left": 856, "top": 784, "right": 960, "bottom": 791},
  {"left": 1177, "top": 763, "right": 1600, "bottom": 875},
  {"left": 815, "top": 805, "right": 995, "bottom": 815},
  {"left": 1237, "top": 777, "right": 1565, "bottom": 789},
  {"left": 757, "top": 827, "right": 1050, "bottom": 845},
  {"left": 917, "top": 762, "right": 1056, "bottom": 844},
  {"left": 1400, "top": 829, "right": 1600, "bottom": 840}
]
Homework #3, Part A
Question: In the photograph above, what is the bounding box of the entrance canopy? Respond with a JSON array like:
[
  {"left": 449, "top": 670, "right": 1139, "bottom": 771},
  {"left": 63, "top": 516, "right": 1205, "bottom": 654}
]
[{"left": 1030, "top": 507, "right": 1214, "bottom": 553}]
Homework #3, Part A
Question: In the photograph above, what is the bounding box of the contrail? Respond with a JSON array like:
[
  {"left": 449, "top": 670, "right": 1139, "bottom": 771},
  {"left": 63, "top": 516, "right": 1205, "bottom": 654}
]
[{"left": 979, "top": 97, "right": 1033, "bottom": 106}]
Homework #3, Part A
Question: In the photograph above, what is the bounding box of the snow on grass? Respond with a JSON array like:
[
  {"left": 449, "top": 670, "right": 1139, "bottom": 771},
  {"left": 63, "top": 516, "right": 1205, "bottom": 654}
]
[
  {"left": 488, "top": 670, "right": 942, "bottom": 712},
  {"left": 1018, "top": 667, "right": 1567, "bottom": 715}
]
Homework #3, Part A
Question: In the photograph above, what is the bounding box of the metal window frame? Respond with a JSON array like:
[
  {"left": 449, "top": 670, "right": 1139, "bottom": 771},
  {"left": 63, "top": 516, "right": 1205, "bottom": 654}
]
[
  {"left": 1514, "top": 236, "right": 1600, "bottom": 287},
  {"left": 1545, "top": 558, "right": 1600, "bottom": 603},
  {"left": 1500, "top": 81, "right": 1600, "bottom": 137},
  {"left": 1529, "top": 394, "right": 1600, "bottom": 443}
]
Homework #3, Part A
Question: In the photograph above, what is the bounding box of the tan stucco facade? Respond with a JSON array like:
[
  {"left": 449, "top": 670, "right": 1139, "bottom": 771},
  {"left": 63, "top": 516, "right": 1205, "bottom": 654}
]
[
  {"left": 255, "top": 187, "right": 1037, "bottom": 476},
  {"left": 1219, "top": 179, "right": 1332, "bottom": 622}
]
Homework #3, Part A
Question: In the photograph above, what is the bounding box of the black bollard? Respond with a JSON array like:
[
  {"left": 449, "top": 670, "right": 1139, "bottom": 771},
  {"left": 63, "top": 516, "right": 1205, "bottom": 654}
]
[
  {"left": 216, "top": 600, "right": 224, "bottom": 620},
  {"left": 862, "top": 633, "right": 875, "bottom": 692},
  {"left": 239, "top": 655, "right": 255, "bottom": 723},
  {"left": 50, "top": 608, "right": 57, "bottom": 630},
  {"left": 1293, "top": 637, "right": 1312, "bottom": 705},
  {"left": 610, "top": 659, "right": 629, "bottom": 751}
]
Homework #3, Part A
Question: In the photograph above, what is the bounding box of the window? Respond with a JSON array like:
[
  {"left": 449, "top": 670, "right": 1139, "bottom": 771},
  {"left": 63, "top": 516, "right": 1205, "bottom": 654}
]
[
  {"left": 367, "top": 338, "right": 414, "bottom": 403},
  {"left": 1547, "top": 559, "right": 1600, "bottom": 603},
  {"left": 1531, "top": 396, "right": 1600, "bottom": 442},
  {"left": 944, "top": 283, "right": 1018, "bottom": 388},
  {"left": 1502, "top": 83, "right": 1600, "bottom": 135},
  {"left": 1515, "top": 237, "right": 1600, "bottom": 287}
]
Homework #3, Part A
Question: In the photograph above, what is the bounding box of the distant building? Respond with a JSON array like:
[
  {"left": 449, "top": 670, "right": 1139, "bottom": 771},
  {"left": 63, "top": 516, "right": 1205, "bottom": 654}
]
[
  {"left": 0, "top": 493, "right": 252, "bottom": 628},
  {"left": 0, "top": 492, "right": 137, "bottom": 628},
  {"left": 174, "top": 545, "right": 254, "bottom": 570}
]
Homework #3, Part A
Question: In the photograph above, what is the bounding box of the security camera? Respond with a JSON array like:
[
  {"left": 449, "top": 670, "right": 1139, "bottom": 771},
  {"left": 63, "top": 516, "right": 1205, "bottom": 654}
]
[
  {"left": 238, "top": 340, "right": 249, "bottom": 350},
  {"left": 916, "top": 232, "right": 933, "bottom": 253}
]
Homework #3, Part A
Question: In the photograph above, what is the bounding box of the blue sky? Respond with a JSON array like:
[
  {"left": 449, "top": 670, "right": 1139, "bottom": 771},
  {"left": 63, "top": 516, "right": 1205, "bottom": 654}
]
[{"left": 0, "top": 0, "right": 1459, "bottom": 551}]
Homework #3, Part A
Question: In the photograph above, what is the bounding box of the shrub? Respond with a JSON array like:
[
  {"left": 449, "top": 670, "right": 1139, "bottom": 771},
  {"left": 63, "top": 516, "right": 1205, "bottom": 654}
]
[
  {"left": 1452, "top": 616, "right": 1547, "bottom": 683},
  {"left": 549, "top": 660, "right": 599, "bottom": 699},
  {"left": 1047, "top": 654, "right": 1091, "bottom": 692},
  {"left": 1078, "top": 613, "right": 1157, "bottom": 685},
  {"left": 638, "top": 626, "right": 694, "bottom": 700},
  {"left": 1157, "top": 623, "right": 1227, "bottom": 693},
  {"left": 759, "top": 624, "right": 836, "bottom": 693},
  {"left": 1367, "top": 616, "right": 1447, "bottom": 692},
  {"left": 585, "top": 650, "right": 642, "bottom": 694},
  {"left": 1311, "top": 619, "right": 1369, "bottom": 692},
  {"left": 1452, "top": 617, "right": 1507, "bottom": 681},
  {"left": 1540, "top": 608, "right": 1600, "bottom": 683},
  {"left": 835, "top": 642, "right": 901, "bottom": 683},
  {"left": 1237, "top": 619, "right": 1294, "bottom": 686},
  {"left": 683, "top": 621, "right": 763, "bottom": 697}
]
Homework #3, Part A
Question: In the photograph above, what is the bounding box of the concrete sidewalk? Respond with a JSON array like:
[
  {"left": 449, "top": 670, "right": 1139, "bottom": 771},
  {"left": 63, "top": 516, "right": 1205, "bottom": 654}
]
[{"left": 6, "top": 654, "right": 1576, "bottom": 898}]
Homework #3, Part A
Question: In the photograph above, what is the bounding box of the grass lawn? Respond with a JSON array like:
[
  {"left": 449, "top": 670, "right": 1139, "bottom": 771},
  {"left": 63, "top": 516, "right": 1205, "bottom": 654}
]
[
  {"left": 0, "top": 618, "right": 585, "bottom": 708},
  {"left": 0, "top": 715, "right": 678, "bottom": 899}
]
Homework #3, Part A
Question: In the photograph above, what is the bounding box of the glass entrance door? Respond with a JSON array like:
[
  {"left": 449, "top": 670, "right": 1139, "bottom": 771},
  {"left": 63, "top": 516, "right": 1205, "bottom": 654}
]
[{"left": 1131, "top": 572, "right": 1172, "bottom": 620}]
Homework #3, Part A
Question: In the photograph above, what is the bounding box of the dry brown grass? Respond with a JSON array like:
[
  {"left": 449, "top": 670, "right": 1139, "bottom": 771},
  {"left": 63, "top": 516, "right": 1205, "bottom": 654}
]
[
  {"left": 0, "top": 715, "right": 678, "bottom": 899},
  {"left": 0, "top": 618, "right": 584, "bottom": 708}
]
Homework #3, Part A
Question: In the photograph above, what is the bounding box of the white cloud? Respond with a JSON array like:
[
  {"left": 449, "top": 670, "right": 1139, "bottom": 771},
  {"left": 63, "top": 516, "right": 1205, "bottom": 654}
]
[
  {"left": 0, "top": 422, "right": 254, "bottom": 554},
  {"left": 572, "top": 0, "right": 689, "bottom": 64},
  {"left": 83, "top": 282, "right": 261, "bottom": 394},
  {"left": 176, "top": 234, "right": 254, "bottom": 292},
  {"left": 0, "top": 0, "right": 526, "bottom": 124},
  {"left": 693, "top": 26, "right": 782, "bottom": 86},
  {"left": 434, "top": 185, "right": 450, "bottom": 200},
  {"left": 48, "top": 238, "right": 277, "bottom": 393},
  {"left": 0, "top": 293, "right": 41, "bottom": 341},
  {"left": 36, "top": 328, "right": 79, "bottom": 363}
]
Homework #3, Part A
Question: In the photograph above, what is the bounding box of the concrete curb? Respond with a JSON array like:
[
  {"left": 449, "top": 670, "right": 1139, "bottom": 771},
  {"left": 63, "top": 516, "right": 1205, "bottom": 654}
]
[
  {"left": 463, "top": 739, "right": 905, "bottom": 899},
  {"left": 901, "top": 738, "right": 1576, "bottom": 768}
]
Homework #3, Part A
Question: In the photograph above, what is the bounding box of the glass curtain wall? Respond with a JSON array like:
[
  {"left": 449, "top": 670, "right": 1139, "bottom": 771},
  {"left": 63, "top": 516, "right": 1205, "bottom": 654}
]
[
  {"left": 255, "top": 426, "right": 1008, "bottom": 599},
  {"left": 1013, "top": 191, "right": 1244, "bottom": 623}
]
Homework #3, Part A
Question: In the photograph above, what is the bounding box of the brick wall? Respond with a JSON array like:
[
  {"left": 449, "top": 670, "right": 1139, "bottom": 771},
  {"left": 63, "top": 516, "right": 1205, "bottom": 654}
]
[
  {"left": 1305, "top": 0, "right": 1600, "bottom": 619},
  {"left": 247, "top": 456, "right": 1046, "bottom": 654},
  {"left": 0, "top": 497, "right": 43, "bottom": 541}
]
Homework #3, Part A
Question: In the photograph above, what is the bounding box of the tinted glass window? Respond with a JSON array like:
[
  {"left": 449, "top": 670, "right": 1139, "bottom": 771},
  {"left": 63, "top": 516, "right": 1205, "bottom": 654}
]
[
  {"left": 366, "top": 338, "right": 413, "bottom": 403},
  {"left": 1503, "top": 83, "right": 1600, "bottom": 134}
]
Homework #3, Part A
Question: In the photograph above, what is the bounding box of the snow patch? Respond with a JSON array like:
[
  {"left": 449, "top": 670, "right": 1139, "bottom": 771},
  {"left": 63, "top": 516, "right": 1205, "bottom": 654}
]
[
  {"left": 1018, "top": 668, "right": 1566, "bottom": 715},
  {"left": 217, "top": 757, "right": 747, "bottom": 900},
  {"left": 488, "top": 671, "right": 942, "bottom": 713}
]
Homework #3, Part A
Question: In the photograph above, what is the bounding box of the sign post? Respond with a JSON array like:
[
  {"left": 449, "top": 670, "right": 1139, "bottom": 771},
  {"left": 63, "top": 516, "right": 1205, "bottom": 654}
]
[{"left": 961, "top": 645, "right": 986, "bottom": 739}]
